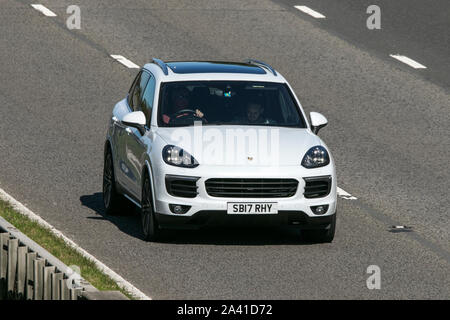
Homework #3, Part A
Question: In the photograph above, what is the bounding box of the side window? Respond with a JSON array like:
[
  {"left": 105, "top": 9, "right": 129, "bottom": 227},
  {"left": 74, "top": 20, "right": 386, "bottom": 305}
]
[
  {"left": 129, "top": 71, "right": 150, "bottom": 111},
  {"left": 127, "top": 71, "right": 141, "bottom": 108},
  {"left": 141, "top": 75, "right": 156, "bottom": 126}
]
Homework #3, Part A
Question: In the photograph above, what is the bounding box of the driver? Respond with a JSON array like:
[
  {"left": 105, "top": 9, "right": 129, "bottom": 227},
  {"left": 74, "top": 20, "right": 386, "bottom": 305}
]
[{"left": 162, "top": 87, "right": 204, "bottom": 124}]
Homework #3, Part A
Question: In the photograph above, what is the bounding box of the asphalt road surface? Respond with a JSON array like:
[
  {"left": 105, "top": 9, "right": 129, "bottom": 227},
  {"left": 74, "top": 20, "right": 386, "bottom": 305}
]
[{"left": 0, "top": 0, "right": 449, "bottom": 299}]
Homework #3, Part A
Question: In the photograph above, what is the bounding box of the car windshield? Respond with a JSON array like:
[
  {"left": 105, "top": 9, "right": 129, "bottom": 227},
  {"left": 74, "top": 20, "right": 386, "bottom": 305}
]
[{"left": 158, "top": 81, "right": 306, "bottom": 128}]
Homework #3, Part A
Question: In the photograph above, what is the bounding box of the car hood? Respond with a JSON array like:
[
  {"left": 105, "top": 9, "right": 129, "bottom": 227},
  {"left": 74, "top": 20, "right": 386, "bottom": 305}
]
[{"left": 155, "top": 125, "right": 322, "bottom": 166}]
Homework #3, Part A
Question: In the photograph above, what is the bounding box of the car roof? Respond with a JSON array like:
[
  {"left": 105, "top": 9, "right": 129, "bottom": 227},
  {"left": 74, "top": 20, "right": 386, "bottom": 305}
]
[
  {"left": 142, "top": 60, "right": 287, "bottom": 83},
  {"left": 166, "top": 61, "right": 266, "bottom": 75}
]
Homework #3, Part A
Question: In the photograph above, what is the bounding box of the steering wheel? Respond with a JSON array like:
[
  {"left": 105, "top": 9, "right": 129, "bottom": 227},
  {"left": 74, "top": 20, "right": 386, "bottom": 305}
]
[
  {"left": 171, "top": 108, "right": 207, "bottom": 123},
  {"left": 173, "top": 109, "right": 197, "bottom": 117}
]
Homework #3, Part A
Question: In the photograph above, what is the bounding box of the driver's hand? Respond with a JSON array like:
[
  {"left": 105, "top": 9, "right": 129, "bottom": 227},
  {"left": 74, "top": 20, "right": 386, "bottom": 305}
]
[{"left": 195, "top": 109, "right": 204, "bottom": 118}]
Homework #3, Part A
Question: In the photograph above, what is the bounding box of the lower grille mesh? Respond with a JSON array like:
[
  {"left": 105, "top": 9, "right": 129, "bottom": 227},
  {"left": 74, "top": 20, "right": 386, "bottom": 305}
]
[
  {"left": 303, "top": 176, "right": 331, "bottom": 198},
  {"left": 166, "top": 175, "right": 199, "bottom": 198}
]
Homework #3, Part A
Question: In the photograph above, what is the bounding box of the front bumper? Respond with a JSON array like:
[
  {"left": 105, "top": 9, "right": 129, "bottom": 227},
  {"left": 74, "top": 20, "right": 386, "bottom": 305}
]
[
  {"left": 156, "top": 210, "right": 336, "bottom": 230},
  {"left": 151, "top": 163, "right": 337, "bottom": 228}
]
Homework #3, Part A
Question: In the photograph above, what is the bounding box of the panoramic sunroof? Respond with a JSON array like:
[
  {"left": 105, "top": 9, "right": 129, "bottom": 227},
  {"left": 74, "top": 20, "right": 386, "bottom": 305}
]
[{"left": 166, "top": 61, "right": 267, "bottom": 74}]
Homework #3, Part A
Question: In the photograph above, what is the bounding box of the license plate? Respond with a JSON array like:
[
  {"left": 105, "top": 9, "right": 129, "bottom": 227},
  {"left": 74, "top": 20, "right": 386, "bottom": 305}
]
[{"left": 227, "top": 202, "right": 278, "bottom": 214}]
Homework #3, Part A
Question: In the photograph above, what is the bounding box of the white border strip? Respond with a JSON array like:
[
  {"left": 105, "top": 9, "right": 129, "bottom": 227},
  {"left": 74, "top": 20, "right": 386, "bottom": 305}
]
[
  {"left": 110, "top": 55, "right": 140, "bottom": 69},
  {"left": 294, "top": 6, "right": 326, "bottom": 19},
  {"left": 0, "top": 187, "right": 151, "bottom": 300},
  {"left": 31, "top": 4, "right": 57, "bottom": 17},
  {"left": 389, "top": 54, "right": 427, "bottom": 69}
]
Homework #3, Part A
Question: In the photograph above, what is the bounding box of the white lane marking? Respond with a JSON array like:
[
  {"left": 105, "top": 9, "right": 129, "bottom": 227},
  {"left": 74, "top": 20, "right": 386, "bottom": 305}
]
[
  {"left": 337, "top": 187, "right": 357, "bottom": 200},
  {"left": 110, "top": 55, "right": 140, "bottom": 69},
  {"left": 391, "top": 225, "right": 412, "bottom": 229},
  {"left": 294, "top": 6, "right": 326, "bottom": 19},
  {"left": 389, "top": 54, "right": 427, "bottom": 69},
  {"left": 0, "top": 187, "right": 151, "bottom": 300},
  {"left": 31, "top": 4, "right": 57, "bottom": 17}
]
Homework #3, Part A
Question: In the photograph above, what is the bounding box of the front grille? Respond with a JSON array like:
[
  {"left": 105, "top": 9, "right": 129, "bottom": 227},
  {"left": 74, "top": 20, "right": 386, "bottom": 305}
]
[
  {"left": 205, "top": 178, "right": 298, "bottom": 198},
  {"left": 166, "top": 175, "right": 199, "bottom": 198},
  {"left": 303, "top": 176, "right": 331, "bottom": 198}
]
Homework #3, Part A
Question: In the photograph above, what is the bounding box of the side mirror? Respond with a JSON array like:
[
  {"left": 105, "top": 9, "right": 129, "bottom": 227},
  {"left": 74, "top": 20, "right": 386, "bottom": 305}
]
[
  {"left": 310, "top": 112, "right": 328, "bottom": 135},
  {"left": 122, "top": 111, "right": 146, "bottom": 135}
]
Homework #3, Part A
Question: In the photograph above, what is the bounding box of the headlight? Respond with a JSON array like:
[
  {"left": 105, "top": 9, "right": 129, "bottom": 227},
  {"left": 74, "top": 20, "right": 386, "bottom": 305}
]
[
  {"left": 301, "top": 146, "right": 330, "bottom": 168},
  {"left": 163, "top": 145, "right": 199, "bottom": 168}
]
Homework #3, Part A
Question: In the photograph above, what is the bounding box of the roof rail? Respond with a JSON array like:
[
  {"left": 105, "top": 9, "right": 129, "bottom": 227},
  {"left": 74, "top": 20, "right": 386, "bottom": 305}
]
[
  {"left": 246, "top": 59, "right": 277, "bottom": 76},
  {"left": 152, "top": 58, "right": 169, "bottom": 75}
]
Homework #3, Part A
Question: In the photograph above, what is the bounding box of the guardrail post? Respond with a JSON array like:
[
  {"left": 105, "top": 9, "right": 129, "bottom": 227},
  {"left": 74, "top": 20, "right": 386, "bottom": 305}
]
[
  {"left": 7, "top": 238, "right": 18, "bottom": 299},
  {"left": 25, "top": 252, "right": 37, "bottom": 300},
  {"left": 52, "top": 272, "right": 63, "bottom": 300},
  {"left": 0, "top": 233, "right": 9, "bottom": 299},
  {"left": 0, "top": 220, "right": 118, "bottom": 300},
  {"left": 43, "top": 266, "right": 55, "bottom": 300},
  {"left": 17, "top": 246, "right": 28, "bottom": 300},
  {"left": 70, "top": 287, "right": 82, "bottom": 300},
  {"left": 60, "top": 277, "right": 70, "bottom": 300},
  {"left": 33, "top": 258, "right": 45, "bottom": 300}
]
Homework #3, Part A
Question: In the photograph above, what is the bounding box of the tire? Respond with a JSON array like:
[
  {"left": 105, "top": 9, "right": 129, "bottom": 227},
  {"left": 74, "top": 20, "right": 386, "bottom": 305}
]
[
  {"left": 141, "top": 174, "right": 161, "bottom": 242},
  {"left": 103, "top": 149, "right": 127, "bottom": 215},
  {"left": 301, "top": 213, "right": 336, "bottom": 243}
]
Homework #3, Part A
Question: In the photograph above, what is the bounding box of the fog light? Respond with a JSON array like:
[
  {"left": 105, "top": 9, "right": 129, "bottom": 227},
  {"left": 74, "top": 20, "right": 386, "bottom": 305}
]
[
  {"left": 310, "top": 205, "right": 329, "bottom": 215},
  {"left": 169, "top": 204, "right": 191, "bottom": 214}
]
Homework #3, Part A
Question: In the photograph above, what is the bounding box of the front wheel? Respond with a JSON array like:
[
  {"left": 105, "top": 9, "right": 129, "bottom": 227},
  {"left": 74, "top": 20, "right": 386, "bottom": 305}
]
[
  {"left": 103, "top": 150, "right": 127, "bottom": 215},
  {"left": 301, "top": 213, "right": 336, "bottom": 243},
  {"left": 141, "top": 175, "right": 161, "bottom": 241}
]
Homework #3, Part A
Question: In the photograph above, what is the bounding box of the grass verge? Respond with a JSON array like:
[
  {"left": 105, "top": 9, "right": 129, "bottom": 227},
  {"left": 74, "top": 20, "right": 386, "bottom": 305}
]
[{"left": 0, "top": 199, "right": 134, "bottom": 299}]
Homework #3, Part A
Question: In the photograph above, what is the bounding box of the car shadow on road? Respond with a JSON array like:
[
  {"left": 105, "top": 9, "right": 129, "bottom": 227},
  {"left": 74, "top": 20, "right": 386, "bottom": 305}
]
[
  {"left": 80, "top": 192, "right": 317, "bottom": 246},
  {"left": 157, "top": 227, "right": 313, "bottom": 246},
  {"left": 80, "top": 192, "right": 143, "bottom": 240}
]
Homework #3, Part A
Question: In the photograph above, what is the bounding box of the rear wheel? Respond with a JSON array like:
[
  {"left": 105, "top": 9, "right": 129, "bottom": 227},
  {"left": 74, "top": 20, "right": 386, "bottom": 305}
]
[
  {"left": 103, "top": 149, "right": 127, "bottom": 215},
  {"left": 141, "top": 174, "right": 161, "bottom": 241},
  {"left": 301, "top": 213, "right": 336, "bottom": 243}
]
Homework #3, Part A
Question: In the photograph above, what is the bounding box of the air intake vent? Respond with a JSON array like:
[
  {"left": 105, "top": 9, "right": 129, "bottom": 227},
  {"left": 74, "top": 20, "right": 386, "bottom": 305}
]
[
  {"left": 205, "top": 178, "right": 298, "bottom": 198},
  {"left": 166, "top": 175, "right": 199, "bottom": 198},
  {"left": 303, "top": 176, "right": 331, "bottom": 198}
]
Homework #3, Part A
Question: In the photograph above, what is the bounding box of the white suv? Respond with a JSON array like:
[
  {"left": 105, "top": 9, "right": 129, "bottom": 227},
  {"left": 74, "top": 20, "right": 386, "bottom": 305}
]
[{"left": 103, "top": 59, "right": 337, "bottom": 242}]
